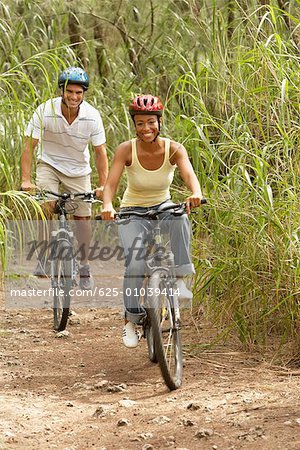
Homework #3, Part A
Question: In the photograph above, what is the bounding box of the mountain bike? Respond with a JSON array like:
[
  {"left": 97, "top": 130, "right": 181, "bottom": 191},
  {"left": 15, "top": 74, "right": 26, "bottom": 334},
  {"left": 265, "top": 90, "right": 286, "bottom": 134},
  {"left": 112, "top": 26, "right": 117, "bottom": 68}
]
[
  {"left": 35, "top": 190, "right": 97, "bottom": 331},
  {"left": 114, "top": 199, "right": 206, "bottom": 390}
]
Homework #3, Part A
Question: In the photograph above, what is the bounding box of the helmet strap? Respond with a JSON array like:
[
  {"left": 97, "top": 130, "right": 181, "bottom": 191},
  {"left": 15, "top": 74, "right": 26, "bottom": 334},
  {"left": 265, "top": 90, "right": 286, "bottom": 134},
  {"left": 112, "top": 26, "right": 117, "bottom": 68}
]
[{"left": 152, "top": 117, "right": 161, "bottom": 142}]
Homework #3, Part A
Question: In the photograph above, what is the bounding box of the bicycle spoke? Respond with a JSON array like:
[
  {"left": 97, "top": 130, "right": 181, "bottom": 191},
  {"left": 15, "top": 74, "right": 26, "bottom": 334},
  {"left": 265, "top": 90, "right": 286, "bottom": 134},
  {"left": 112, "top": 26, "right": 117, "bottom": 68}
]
[{"left": 163, "top": 301, "right": 177, "bottom": 372}]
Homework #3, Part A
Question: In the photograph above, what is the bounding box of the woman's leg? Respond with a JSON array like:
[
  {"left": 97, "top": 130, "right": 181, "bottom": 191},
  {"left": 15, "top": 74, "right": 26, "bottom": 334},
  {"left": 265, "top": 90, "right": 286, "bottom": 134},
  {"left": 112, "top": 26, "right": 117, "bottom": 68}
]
[
  {"left": 166, "top": 214, "right": 195, "bottom": 277},
  {"left": 166, "top": 214, "right": 195, "bottom": 304},
  {"left": 118, "top": 218, "right": 149, "bottom": 324}
]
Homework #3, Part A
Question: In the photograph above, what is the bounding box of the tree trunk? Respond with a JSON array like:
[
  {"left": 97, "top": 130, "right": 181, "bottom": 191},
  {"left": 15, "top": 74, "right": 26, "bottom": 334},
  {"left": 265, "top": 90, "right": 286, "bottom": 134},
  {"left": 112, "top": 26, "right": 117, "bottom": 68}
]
[
  {"left": 93, "top": 20, "right": 109, "bottom": 85},
  {"left": 68, "top": 7, "right": 88, "bottom": 69},
  {"left": 117, "top": 15, "right": 139, "bottom": 76}
]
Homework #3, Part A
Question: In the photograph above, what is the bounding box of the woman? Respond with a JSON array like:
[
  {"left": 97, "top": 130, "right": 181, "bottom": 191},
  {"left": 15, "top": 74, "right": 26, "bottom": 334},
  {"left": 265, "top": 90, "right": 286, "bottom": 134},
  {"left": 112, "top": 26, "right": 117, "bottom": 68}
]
[{"left": 101, "top": 95, "right": 203, "bottom": 348}]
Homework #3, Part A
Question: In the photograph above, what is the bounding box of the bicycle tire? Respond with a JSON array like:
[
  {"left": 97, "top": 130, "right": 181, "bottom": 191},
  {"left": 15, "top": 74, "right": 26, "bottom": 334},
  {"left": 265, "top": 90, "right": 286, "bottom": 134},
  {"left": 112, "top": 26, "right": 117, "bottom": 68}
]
[
  {"left": 148, "top": 270, "right": 183, "bottom": 390},
  {"left": 145, "top": 318, "right": 157, "bottom": 363},
  {"left": 52, "top": 240, "right": 73, "bottom": 331}
]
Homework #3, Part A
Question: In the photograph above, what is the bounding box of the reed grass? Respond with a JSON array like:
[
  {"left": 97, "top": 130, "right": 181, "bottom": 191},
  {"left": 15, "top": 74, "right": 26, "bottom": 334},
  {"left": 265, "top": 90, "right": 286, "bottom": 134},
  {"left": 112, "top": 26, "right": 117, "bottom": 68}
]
[{"left": 165, "top": 1, "right": 300, "bottom": 350}]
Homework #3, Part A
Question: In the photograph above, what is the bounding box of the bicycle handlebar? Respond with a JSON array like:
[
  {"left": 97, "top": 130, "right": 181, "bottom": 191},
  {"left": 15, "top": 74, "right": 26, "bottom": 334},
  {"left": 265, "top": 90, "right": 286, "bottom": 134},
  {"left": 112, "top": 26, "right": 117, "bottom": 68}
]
[
  {"left": 96, "top": 198, "right": 207, "bottom": 221},
  {"left": 117, "top": 199, "right": 207, "bottom": 220},
  {"left": 33, "top": 189, "right": 98, "bottom": 202}
]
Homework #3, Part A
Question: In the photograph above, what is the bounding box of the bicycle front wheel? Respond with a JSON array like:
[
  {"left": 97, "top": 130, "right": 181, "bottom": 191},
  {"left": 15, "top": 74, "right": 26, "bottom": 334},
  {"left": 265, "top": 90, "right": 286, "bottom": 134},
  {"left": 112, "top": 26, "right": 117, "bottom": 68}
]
[
  {"left": 145, "top": 316, "right": 157, "bottom": 363},
  {"left": 148, "top": 270, "right": 183, "bottom": 390},
  {"left": 52, "top": 241, "right": 73, "bottom": 331}
]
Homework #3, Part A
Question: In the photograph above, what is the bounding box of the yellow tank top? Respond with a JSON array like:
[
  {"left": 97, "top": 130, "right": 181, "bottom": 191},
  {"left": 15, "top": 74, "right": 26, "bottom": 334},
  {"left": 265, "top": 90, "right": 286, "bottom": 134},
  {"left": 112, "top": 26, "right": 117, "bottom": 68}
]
[{"left": 120, "top": 138, "right": 176, "bottom": 207}]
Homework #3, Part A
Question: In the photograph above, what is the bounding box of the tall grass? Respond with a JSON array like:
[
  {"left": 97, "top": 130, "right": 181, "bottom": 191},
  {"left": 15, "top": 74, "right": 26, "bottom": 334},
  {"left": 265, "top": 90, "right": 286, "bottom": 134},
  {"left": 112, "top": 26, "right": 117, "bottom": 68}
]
[
  {"left": 164, "top": 2, "right": 300, "bottom": 351},
  {"left": 0, "top": 5, "right": 78, "bottom": 269}
]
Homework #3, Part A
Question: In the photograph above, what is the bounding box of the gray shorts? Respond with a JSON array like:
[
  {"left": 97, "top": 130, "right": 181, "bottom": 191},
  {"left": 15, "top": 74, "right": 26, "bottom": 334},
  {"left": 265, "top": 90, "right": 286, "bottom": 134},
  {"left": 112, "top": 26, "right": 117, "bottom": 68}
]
[{"left": 36, "top": 161, "right": 92, "bottom": 217}]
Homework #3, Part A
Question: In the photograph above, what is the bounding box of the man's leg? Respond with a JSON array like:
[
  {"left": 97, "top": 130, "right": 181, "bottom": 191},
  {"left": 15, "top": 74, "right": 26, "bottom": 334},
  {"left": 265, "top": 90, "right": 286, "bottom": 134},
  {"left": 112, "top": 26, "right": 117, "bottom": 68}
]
[
  {"left": 73, "top": 216, "right": 94, "bottom": 290},
  {"left": 73, "top": 216, "right": 91, "bottom": 266},
  {"left": 59, "top": 173, "right": 93, "bottom": 289},
  {"left": 33, "top": 162, "right": 59, "bottom": 277}
]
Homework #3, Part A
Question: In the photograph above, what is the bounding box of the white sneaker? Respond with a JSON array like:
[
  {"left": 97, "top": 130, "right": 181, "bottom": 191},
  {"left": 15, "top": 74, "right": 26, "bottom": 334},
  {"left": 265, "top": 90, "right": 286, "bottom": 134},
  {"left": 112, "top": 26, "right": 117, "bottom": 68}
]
[
  {"left": 122, "top": 322, "right": 139, "bottom": 348},
  {"left": 177, "top": 279, "right": 193, "bottom": 301}
]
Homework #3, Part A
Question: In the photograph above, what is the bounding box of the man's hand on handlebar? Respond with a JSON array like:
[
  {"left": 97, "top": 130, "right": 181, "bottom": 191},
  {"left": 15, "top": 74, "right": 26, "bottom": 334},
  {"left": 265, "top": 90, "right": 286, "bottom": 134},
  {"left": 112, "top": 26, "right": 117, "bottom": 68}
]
[{"left": 20, "top": 181, "right": 38, "bottom": 192}]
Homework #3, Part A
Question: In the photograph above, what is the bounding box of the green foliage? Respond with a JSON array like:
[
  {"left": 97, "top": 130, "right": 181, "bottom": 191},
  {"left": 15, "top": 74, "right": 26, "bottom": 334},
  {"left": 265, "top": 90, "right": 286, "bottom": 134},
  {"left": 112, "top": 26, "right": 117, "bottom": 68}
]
[
  {"left": 0, "top": 191, "right": 45, "bottom": 270},
  {"left": 1, "top": 0, "right": 300, "bottom": 350}
]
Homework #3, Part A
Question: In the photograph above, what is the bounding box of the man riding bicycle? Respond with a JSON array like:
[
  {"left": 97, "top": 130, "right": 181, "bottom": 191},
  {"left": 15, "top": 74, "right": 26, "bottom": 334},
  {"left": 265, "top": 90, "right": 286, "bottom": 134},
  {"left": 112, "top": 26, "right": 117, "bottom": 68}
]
[
  {"left": 101, "top": 95, "right": 203, "bottom": 347},
  {"left": 21, "top": 67, "right": 108, "bottom": 289}
]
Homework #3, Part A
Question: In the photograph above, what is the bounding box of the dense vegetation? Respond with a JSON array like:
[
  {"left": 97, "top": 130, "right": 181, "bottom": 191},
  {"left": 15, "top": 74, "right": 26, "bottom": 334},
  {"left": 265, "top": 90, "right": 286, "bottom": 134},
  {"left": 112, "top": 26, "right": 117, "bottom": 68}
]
[{"left": 1, "top": 0, "right": 300, "bottom": 353}]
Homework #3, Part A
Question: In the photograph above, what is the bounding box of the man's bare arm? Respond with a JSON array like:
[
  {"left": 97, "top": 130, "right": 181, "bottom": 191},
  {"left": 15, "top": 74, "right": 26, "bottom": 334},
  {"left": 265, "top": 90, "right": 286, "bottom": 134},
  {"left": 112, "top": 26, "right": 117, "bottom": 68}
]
[
  {"left": 94, "top": 143, "right": 108, "bottom": 198},
  {"left": 20, "top": 137, "right": 39, "bottom": 190}
]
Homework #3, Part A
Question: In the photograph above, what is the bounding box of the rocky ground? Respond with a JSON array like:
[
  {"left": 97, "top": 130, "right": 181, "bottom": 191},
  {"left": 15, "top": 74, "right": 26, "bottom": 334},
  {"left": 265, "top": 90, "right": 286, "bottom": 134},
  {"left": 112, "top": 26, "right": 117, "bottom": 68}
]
[{"left": 1, "top": 298, "right": 300, "bottom": 450}]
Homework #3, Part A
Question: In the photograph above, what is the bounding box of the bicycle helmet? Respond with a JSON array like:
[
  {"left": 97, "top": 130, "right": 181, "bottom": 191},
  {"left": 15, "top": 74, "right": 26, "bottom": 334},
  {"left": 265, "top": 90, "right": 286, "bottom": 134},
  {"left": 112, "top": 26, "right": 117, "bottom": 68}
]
[
  {"left": 129, "top": 95, "right": 164, "bottom": 117},
  {"left": 58, "top": 67, "right": 89, "bottom": 91}
]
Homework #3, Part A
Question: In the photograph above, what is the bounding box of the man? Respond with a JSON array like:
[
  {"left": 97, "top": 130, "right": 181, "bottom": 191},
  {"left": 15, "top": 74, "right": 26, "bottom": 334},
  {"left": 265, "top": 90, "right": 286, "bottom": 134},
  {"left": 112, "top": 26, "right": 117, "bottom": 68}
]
[{"left": 21, "top": 66, "right": 108, "bottom": 289}]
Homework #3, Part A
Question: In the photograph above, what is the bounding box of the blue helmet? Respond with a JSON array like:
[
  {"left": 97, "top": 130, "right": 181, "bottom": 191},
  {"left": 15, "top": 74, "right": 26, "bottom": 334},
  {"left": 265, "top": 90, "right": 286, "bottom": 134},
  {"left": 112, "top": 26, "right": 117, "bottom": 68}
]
[{"left": 58, "top": 67, "right": 89, "bottom": 90}]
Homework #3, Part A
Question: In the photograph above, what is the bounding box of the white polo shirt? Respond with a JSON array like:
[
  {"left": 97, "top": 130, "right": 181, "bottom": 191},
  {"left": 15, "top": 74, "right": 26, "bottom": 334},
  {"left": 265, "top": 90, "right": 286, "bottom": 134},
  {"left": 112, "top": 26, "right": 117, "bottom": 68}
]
[{"left": 25, "top": 97, "right": 106, "bottom": 177}]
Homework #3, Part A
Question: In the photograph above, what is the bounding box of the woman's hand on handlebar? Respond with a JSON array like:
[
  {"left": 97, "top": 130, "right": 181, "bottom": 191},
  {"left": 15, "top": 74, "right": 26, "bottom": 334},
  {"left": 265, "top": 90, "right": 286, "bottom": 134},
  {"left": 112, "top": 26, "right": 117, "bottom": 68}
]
[
  {"left": 101, "top": 204, "right": 116, "bottom": 220},
  {"left": 185, "top": 193, "right": 203, "bottom": 214}
]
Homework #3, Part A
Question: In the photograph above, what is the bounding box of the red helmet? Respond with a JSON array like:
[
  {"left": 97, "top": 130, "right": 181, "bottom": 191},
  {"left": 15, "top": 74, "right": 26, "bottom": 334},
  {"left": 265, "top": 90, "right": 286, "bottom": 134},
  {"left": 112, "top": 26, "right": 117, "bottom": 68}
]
[{"left": 129, "top": 95, "right": 164, "bottom": 116}]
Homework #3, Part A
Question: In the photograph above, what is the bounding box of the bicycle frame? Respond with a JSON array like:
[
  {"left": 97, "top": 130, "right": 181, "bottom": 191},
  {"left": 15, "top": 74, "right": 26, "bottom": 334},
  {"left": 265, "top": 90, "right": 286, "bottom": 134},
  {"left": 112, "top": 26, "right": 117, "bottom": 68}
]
[{"left": 50, "top": 198, "right": 76, "bottom": 282}]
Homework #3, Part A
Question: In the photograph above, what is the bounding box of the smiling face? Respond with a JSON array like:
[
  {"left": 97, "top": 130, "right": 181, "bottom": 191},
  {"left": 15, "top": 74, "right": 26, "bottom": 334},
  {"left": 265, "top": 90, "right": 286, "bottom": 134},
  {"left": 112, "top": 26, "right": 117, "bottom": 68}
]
[
  {"left": 61, "top": 84, "right": 85, "bottom": 109},
  {"left": 134, "top": 114, "right": 161, "bottom": 142}
]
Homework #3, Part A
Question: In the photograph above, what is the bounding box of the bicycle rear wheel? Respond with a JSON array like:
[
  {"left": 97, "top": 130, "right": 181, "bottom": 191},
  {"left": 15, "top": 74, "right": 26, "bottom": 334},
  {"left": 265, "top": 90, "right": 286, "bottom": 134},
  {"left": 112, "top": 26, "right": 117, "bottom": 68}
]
[
  {"left": 148, "top": 270, "right": 183, "bottom": 390},
  {"left": 52, "top": 241, "right": 73, "bottom": 331}
]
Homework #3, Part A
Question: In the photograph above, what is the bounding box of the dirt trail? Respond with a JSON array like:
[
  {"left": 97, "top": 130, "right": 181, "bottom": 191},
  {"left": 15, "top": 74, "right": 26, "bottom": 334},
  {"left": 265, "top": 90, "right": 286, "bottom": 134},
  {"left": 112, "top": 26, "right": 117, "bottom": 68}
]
[{"left": 1, "top": 301, "right": 300, "bottom": 450}]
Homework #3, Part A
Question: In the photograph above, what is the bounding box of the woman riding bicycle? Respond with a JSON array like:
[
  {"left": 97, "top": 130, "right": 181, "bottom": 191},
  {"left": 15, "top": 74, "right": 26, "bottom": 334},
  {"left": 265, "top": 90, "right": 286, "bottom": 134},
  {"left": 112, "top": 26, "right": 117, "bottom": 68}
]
[{"left": 101, "top": 95, "right": 203, "bottom": 348}]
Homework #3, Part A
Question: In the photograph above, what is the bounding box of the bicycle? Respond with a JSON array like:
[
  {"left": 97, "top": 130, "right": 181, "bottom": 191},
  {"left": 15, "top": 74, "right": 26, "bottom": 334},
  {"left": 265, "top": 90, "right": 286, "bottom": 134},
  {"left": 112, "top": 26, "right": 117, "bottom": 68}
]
[
  {"left": 112, "top": 199, "right": 206, "bottom": 390},
  {"left": 34, "top": 190, "right": 97, "bottom": 332}
]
